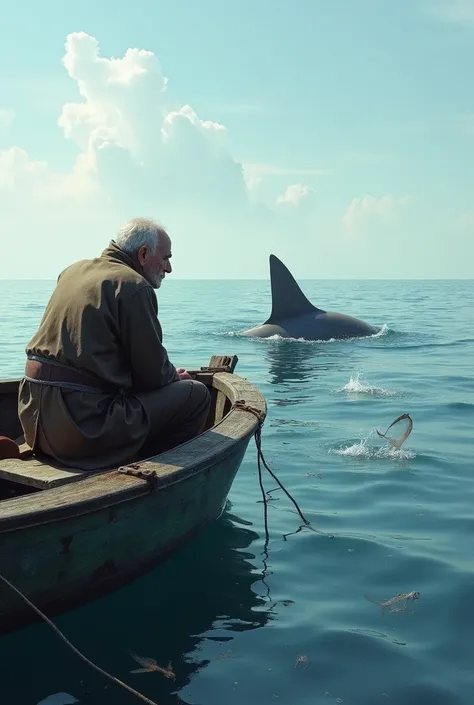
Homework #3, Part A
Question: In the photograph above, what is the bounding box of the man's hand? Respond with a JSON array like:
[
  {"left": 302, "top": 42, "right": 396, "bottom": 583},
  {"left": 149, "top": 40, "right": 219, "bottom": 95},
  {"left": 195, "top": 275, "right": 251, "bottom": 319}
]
[{"left": 176, "top": 367, "right": 192, "bottom": 380}]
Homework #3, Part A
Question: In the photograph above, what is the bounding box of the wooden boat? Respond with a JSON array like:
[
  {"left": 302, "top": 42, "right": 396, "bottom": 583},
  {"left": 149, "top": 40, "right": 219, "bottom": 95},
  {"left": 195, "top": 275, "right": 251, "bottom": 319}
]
[{"left": 0, "top": 355, "right": 266, "bottom": 635}]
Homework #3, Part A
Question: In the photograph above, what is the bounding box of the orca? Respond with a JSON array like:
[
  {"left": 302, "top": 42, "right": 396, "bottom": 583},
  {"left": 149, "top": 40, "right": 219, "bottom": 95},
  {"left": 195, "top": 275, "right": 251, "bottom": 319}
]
[{"left": 241, "top": 254, "right": 379, "bottom": 341}]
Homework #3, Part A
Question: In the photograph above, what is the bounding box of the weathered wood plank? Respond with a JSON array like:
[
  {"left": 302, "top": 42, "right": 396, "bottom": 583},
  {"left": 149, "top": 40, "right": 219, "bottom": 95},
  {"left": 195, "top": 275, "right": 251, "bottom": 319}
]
[
  {"left": 214, "top": 390, "right": 229, "bottom": 424},
  {"left": 0, "top": 456, "right": 90, "bottom": 489},
  {"left": 207, "top": 355, "right": 239, "bottom": 372}
]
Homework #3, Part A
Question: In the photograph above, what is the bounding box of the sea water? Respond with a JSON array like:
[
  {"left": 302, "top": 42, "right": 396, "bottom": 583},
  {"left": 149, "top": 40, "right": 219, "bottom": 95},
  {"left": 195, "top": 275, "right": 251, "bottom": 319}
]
[{"left": 0, "top": 278, "right": 473, "bottom": 705}]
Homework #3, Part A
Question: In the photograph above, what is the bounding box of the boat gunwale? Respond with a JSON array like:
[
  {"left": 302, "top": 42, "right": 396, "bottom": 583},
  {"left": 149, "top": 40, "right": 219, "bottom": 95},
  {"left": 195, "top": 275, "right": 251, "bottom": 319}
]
[{"left": 0, "top": 370, "right": 266, "bottom": 531}]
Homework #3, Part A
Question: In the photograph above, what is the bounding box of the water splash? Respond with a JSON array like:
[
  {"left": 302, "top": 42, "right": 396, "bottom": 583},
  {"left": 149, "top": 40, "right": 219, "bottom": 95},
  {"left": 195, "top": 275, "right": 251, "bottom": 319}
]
[
  {"left": 224, "top": 324, "right": 390, "bottom": 343},
  {"left": 335, "top": 372, "right": 396, "bottom": 397},
  {"left": 330, "top": 438, "right": 416, "bottom": 461}
]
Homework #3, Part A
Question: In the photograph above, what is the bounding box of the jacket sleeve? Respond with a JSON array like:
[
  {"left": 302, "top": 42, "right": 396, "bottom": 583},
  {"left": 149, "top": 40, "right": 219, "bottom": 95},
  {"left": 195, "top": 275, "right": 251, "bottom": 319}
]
[{"left": 120, "top": 284, "right": 180, "bottom": 391}]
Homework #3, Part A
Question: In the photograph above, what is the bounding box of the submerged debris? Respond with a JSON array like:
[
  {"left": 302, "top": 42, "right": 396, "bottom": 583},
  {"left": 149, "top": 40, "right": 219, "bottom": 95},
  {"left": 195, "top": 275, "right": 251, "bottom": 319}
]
[
  {"left": 294, "top": 654, "right": 309, "bottom": 669},
  {"left": 365, "top": 590, "right": 420, "bottom": 614},
  {"left": 128, "top": 650, "right": 175, "bottom": 679}
]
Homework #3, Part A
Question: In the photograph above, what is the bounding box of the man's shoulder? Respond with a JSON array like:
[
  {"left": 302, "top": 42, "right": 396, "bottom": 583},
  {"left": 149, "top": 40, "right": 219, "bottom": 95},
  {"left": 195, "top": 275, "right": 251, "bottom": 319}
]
[{"left": 59, "top": 256, "right": 152, "bottom": 298}]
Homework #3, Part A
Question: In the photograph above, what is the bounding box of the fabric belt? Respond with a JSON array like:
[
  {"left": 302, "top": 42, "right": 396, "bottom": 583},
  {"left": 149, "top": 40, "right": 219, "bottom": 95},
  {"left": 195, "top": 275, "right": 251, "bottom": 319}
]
[{"left": 24, "top": 355, "right": 115, "bottom": 394}]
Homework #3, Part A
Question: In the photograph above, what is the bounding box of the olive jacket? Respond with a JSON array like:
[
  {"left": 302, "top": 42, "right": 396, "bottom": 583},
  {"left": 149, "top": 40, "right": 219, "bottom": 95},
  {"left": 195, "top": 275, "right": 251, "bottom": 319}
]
[{"left": 18, "top": 241, "right": 180, "bottom": 469}]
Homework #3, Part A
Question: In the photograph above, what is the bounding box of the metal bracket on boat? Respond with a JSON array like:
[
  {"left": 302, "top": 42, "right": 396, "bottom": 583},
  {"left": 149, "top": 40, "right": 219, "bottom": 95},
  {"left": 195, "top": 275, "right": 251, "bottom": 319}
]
[{"left": 118, "top": 464, "right": 158, "bottom": 487}]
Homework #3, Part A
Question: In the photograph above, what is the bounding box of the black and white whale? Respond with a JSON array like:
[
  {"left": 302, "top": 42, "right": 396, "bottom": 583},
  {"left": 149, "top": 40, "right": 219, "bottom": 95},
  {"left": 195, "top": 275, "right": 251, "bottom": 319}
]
[{"left": 241, "top": 254, "right": 379, "bottom": 341}]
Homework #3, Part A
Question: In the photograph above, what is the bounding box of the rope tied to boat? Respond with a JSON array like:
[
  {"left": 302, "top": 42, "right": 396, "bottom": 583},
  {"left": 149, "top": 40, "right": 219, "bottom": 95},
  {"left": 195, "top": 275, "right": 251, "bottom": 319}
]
[{"left": 232, "top": 399, "right": 310, "bottom": 527}]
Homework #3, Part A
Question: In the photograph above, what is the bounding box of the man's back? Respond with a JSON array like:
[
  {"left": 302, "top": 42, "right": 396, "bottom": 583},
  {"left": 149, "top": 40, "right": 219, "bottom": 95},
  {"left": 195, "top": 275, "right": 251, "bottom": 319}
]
[
  {"left": 27, "top": 242, "right": 170, "bottom": 392},
  {"left": 17, "top": 221, "right": 209, "bottom": 470}
]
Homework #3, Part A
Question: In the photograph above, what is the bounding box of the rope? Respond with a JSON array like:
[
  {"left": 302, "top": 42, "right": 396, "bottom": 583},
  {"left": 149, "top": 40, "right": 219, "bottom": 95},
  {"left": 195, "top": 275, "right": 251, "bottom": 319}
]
[
  {"left": 233, "top": 400, "right": 311, "bottom": 526},
  {"left": 0, "top": 573, "right": 160, "bottom": 705}
]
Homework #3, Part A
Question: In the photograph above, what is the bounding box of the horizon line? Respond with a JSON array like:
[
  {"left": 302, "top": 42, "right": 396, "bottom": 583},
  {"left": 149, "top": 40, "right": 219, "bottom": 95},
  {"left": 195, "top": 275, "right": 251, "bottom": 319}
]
[{"left": 0, "top": 277, "right": 472, "bottom": 282}]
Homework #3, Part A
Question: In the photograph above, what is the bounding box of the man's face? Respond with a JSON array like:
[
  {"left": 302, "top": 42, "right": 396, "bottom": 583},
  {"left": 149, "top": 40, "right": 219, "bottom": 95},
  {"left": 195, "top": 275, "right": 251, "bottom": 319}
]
[{"left": 139, "top": 232, "right": 172, "bottom": 289}]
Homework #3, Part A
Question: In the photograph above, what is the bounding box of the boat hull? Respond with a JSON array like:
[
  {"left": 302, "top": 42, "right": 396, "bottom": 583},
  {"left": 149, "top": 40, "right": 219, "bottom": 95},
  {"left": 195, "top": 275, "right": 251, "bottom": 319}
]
[
  {"left": 0, "top": 355, "right": 266, "bottom": 635},
  {"left": 0, "top": 434, "right": 249, "bottom": 634}
]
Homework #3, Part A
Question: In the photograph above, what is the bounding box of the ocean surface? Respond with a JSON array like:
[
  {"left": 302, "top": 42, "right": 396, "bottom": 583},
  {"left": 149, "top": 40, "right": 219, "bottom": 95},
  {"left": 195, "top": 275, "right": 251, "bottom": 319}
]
[{"left": 0, "top": 277, "right": 473, "bottom": 705}]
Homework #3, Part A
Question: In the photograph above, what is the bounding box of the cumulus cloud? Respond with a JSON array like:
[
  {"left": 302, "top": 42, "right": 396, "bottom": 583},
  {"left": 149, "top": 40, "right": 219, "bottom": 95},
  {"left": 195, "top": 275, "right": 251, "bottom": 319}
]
[
  {"left": 243, "top": 163, "right": 330, "bottom": 195},
  {"left": 55, "top": 31, "right": 250, "bottom": 216},
  {"left": 341, "top": 194, "right": 412, "bottom": 236},
  {"left": 277, "top": 184, "right": 312, "bottom": 206},
  {"left": 54, "top": 31, "right": 330, "bottom": 221},
  {"left": 0, "top": 146, "right": 96, "bottom": 203},
  {"left": 275, "top": 184, "right": 319, "bottom": 221},
  {"left": 0, "top": 31, "right": 325, "bottom": 277}
]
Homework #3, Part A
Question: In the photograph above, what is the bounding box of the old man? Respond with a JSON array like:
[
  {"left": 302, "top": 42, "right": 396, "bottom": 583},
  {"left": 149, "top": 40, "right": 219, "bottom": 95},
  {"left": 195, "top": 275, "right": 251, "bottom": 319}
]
[{"left": 18, "top": 217, "right": 211, "bottom": 470}]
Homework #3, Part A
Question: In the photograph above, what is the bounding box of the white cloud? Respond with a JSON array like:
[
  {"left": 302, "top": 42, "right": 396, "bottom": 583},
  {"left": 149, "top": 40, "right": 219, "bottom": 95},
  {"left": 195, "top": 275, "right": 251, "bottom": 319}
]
[
  {"left": 55, "top": 31, "right": 250, "bottom": 214},
  {"left": 341, "top": 194, "right": 412, "bottom": 236},
  {"left": 0, "top": 31, "right": 325, "bottom": 277},
  {"left": 276, "top": 184, "right": 314, "bottom": 207},
  {"left": 0, "top": 146, "right": 97, "bottom": 205},
  {"left": 0, "top": 108, "right": 15, "bottom": 130}
]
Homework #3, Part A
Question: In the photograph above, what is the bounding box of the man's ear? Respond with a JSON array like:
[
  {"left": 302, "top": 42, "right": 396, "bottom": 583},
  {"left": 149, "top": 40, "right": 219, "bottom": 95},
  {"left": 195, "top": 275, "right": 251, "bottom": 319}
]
[{"left": 137, "top": 245, "right": 148, "bottom": 265}]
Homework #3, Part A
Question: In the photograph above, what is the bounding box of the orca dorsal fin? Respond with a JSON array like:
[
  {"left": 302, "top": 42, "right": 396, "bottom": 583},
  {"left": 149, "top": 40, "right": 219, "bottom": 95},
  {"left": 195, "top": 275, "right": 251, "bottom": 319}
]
[{"left": 264, "top": 254, "right": 325, "bottom": 324}]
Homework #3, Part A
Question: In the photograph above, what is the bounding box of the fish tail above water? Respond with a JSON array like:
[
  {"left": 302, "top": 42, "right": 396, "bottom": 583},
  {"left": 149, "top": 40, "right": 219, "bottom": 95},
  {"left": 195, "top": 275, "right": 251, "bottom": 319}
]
[{"left": 376, "top": 413, "right": 413, "bottom": 449}]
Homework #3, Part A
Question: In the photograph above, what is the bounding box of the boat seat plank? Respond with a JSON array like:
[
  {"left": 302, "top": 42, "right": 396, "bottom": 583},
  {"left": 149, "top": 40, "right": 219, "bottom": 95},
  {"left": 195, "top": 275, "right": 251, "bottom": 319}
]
[{"left": 0, "top": 455, "right": 89, "bottom": 490}]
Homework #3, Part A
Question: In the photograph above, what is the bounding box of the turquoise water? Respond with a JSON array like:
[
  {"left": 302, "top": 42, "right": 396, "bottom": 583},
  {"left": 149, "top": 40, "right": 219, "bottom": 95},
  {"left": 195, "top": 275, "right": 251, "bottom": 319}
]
[{"left": 0, "top": 277, "right": 473, "bottom": 705}]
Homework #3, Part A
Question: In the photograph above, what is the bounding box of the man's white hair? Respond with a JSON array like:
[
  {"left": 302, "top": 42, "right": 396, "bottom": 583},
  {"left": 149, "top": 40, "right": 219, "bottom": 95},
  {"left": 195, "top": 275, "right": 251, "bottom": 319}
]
[{"left": 115, "top": 217, "right": 166, "bottom": 255}]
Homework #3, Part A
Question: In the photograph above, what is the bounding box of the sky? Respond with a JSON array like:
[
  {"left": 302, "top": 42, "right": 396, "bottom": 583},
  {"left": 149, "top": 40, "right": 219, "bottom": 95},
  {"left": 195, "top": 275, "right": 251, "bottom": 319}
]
[{"left": 0, "top": 0, "right": 473, "bottom": 279}]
